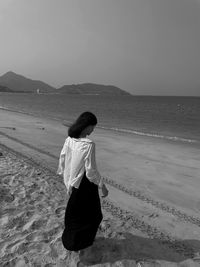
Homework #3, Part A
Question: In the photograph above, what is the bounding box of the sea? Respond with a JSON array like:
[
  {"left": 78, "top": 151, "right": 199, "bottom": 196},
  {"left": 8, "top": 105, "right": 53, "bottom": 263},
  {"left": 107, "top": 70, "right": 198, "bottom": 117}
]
[{"left": 0, "top": 93, "right": 199, "bottom": 144}]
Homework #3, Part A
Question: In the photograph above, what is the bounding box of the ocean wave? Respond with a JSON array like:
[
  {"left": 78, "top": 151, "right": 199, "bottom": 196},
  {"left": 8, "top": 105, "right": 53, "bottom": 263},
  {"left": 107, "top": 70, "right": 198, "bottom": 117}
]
[
  {"left": 1, "top": 105, "right": 198, "bottom": 144},
  {"left": 0, "top": 106, "right": 10, "bottom": 110},
  {"left": 98, "top": 126, "right": 198, "bottom": 144}
]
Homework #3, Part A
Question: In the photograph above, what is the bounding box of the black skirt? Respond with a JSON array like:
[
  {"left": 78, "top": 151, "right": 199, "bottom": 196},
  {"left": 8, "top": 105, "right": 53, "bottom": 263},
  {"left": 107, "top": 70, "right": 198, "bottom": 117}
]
[{"left": 62, "top": 173, "right": 103, "bottom": 251}]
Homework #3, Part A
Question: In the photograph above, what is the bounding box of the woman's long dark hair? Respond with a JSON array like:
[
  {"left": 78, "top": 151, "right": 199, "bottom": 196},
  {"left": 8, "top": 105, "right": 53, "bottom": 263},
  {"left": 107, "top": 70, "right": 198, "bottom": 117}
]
[{"left": 68, "top": 111, "right": 97, "bottom": 138}]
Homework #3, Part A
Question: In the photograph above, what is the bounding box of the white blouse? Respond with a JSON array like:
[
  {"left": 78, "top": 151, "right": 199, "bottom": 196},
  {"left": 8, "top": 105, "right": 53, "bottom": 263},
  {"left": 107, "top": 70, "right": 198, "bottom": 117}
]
[{"left": 57, "top": 136, "right": 103, "bottom": 195}]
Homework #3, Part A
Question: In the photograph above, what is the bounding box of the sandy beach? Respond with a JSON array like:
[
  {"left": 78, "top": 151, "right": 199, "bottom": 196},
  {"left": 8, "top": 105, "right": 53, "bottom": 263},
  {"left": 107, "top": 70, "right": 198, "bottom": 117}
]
[{"left": 0, "top": 108, "right": 200, "bottom": 266}]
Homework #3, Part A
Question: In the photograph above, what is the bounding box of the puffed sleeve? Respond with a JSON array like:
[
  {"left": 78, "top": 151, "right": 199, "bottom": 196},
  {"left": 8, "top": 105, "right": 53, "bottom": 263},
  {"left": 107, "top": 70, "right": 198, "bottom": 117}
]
[{"left": 85, "top": 142, "right": 103, "bottom": 187}]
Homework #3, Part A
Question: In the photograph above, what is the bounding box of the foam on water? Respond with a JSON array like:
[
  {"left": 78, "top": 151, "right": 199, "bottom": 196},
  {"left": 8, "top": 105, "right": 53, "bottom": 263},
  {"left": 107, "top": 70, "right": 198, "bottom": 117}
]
[{"left": 98, "top": 126, "right": 198, "bottom": 144}]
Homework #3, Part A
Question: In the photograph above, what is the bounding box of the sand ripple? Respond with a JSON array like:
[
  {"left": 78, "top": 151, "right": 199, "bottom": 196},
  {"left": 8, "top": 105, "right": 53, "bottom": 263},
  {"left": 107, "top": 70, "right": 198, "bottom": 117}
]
[
  {"left": 0, "top": 149, "right": 70, "bottom": 266},
  {"left": 0, "top": 146, "right": 199, "bottom": 266}
]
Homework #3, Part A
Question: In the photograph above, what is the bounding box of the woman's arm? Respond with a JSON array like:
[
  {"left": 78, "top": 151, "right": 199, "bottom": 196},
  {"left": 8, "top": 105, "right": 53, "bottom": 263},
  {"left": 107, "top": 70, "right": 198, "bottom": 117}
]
[
  {"left": 57, "top": 143, "right": 66, "bottom": 176},
  {"left": 85, "top": 142, "right": 103, "bottom": 187},
  {"left": 85, "top": 142, "right": 109, "bottom": 197}
]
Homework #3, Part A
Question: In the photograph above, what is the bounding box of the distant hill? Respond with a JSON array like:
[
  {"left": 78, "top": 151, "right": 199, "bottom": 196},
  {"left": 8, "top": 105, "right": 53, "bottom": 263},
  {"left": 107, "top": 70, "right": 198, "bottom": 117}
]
[
  {"left": 57, "top": 83, "right": 131, "bottom": 96},
  {"left": 0, "top": 71, "right": 56, "bottom": 93},
  {"left": 0, "top": 85, "right": 13, "bottom": 92},
  {"left": 0, "top": 71, "right": 131, "bottom": 96}
]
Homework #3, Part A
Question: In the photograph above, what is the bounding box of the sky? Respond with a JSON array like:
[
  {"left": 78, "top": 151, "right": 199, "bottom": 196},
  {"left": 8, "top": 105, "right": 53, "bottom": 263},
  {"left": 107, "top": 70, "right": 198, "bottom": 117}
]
[{"left": 0, "top": 0, "right": 200, "bottom": 96}]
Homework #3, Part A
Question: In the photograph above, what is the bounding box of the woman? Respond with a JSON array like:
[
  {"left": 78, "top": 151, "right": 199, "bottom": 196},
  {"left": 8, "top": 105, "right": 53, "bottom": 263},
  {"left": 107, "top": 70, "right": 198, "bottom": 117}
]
[{"left": 57, "top": 111, "right": 109, "bottom": 252}]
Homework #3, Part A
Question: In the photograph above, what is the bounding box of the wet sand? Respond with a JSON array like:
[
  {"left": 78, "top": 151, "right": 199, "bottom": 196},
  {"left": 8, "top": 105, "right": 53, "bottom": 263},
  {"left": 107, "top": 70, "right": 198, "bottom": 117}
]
[{"left": 0, "top": 108, "right": 200, "bottom": 266}]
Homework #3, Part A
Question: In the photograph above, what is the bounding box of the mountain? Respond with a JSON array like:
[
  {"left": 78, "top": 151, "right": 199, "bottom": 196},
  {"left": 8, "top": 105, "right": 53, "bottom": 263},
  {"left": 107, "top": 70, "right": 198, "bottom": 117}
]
[
  {"left": 0, "top": 85, "right": 13, "bottom": 92},
  {"left": 57, "top": 83, "right": 131, "bottom": 96},
  {"left": 0, "top": 71, "right": 56, "bottom": 93},
  {"left": 0, "top": 71, "right": 131, "bottom": 95}
]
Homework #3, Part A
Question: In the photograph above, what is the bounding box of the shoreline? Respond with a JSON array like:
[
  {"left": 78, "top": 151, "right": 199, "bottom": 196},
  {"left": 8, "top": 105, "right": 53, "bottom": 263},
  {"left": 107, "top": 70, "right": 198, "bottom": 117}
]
[
  {"left": 0, "top": 108, "right": 200, "bottom": 211},
  {"left": 0, "top": 104, "right": 199, "bottom": 146},
  {"left": 0, "top": 108, "right": 200, "bottom": 266}
]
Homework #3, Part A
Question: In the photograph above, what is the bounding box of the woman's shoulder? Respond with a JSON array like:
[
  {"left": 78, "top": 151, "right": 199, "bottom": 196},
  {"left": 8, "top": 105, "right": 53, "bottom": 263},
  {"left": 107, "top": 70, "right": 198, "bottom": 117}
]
[
  {"left": 81, "top": 137, "right": 94, "bottom": 144},
  {"left": 71, "top": 137, "right": 94, "bottom": 144},
  {"left": 66, "top": 137, "right": 94, "bottom": 149}
]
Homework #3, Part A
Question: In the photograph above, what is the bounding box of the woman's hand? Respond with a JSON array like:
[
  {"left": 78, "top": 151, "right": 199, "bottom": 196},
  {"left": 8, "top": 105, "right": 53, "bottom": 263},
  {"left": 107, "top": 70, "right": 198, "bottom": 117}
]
[{"left": 101, "top": 184, "right": 109, "bottom": 198}]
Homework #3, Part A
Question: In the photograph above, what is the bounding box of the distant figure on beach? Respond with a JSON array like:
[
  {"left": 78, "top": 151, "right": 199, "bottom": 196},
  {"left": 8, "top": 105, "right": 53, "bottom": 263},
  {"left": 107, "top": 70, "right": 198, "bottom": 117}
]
[{"left": 57, "top": 111, "right": 109, "bottom": 252}]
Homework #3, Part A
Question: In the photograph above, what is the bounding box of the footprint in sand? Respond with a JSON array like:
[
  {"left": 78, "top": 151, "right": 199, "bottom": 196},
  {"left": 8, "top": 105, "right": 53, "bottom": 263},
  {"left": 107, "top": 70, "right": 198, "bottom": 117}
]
[
  {"left": 6, "top": 257, "right": 25, "bottom": 267},
  {"left": 36, "top": 122, "right": 45, "bottom": 130},
  {"left": 1, "top": 174, "right": 18, "bottom": 185},
  {"left": 21, "top": 217, "right": 47, "bottom": 232},
  {"left": 6, "top": 239, "right": 24, "bottom": 253},
  {"left": 25, "top": 232, "right": 37, "bottom": 242},
  {"left": 0, "top": 126, "right": 16, "bottom": 130},
  {"left": 31, "top": 219, "right": 47, "bottom": 231},
  {"left": 41, "top": 226, "right": 61, "bottom": 244},
  {"left": 0, "top": 187, "right": 15, "bottom": 203},
  {"left": 55, "top": 206, "right": 65, "bottom": 217},
  {"left": 6, "top": 215, "right": 26, "bottom": 231},
  {"left": 3, "top": 194, "right": 15, "bottom": 203},
  {"left": 15, "top": 242, "right": 30, "bottom": 255}
]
